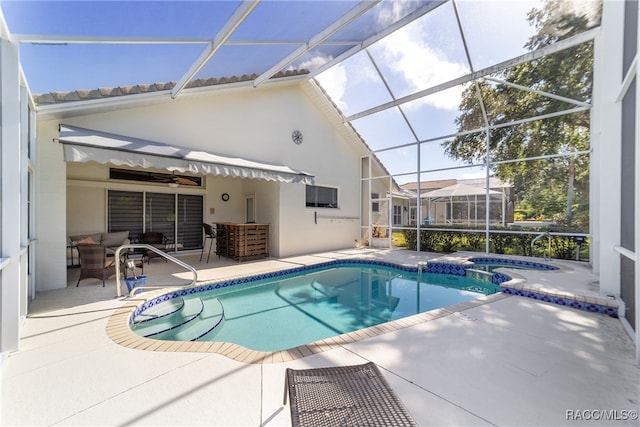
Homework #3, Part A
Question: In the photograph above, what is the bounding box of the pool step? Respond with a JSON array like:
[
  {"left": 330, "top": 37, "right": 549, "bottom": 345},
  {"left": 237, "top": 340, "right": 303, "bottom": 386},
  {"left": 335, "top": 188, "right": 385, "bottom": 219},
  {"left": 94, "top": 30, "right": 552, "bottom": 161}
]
[
  {"left": 131, "top": 297, "right": 204, "bottom": 337},
  {"left": 133, "top": 297, "right": 185, "bottom": 323},
  {"left": 132, "top": 297, "right": 225, "bottom": 341},
  {"left": 465, "top": 269, "right": 494, "bottom": 283},
  {"left": 153, "top": 298, "right": 224, "bottom": 341}
]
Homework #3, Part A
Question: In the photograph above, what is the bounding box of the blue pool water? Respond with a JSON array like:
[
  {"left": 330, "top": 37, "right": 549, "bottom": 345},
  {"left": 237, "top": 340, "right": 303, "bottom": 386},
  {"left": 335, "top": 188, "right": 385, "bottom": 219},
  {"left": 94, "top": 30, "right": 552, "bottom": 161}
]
[{"left": 131, "top": 263, "right": 501, "bottom": 352}]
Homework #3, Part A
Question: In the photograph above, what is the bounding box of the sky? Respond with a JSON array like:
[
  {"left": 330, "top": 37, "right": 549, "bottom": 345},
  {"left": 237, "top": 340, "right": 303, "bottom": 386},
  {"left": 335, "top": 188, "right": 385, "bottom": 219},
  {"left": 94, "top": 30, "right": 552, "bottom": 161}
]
[
  {"left": 1, "top": 0, "right": 555, "bottom": 184},
  {"left": 316, "top": 0, "right": 543, "bottom": 183}
]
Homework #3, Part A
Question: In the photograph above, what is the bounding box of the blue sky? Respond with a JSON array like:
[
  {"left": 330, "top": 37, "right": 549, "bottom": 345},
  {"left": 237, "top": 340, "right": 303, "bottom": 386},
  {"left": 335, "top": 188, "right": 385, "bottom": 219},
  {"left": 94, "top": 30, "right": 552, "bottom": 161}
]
[
  {"left": 315, "top": 0, "right": 542, "bottom": 182},
  {"left": 1, "top": 0, "right": 547, "bottom": 184}
]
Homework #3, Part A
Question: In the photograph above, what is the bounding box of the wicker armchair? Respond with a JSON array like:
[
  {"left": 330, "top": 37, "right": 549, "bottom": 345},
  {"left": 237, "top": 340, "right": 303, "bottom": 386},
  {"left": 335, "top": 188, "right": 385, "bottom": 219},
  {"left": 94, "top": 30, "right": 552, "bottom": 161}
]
[{"left": 75, "top": 243, "right": 120, "bottom": 287}]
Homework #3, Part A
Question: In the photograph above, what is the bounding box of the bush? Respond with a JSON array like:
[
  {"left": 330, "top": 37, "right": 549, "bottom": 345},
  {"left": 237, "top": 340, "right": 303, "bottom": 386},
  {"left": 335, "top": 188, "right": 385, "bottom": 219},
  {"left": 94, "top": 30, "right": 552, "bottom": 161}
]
[
  {"left": 401, "top": 225, "right": 588, "bottom": 260},
  {"left": 550, "top": 236, "right": 577, "bottom": 259},
  {"left": 464, "top": 233, "right": 485, "bottom": 252},
  {"left": 511, "top": 233, "right": 535, "bottom": 256},
  {"left": 438, "top": 231, "right": 458, "bottom": 253}
]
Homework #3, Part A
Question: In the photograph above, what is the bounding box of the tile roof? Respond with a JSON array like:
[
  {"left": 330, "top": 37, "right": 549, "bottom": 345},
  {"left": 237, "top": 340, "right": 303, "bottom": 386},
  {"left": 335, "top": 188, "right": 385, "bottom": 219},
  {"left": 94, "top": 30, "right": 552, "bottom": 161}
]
[
  {"left": 33, "top": 69, "right": 309, "bottom": 105},
  {"left": 401, "top": 179, "right": 458, "bottom": 192},
  {"left": 401, "top": 177, "right": 512, "bottom": 193}
]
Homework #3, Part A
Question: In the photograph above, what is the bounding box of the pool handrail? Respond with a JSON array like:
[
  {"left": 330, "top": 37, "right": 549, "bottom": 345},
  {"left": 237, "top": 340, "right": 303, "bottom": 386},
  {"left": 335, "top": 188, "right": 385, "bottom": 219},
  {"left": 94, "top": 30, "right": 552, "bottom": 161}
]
[
  {"left": 114, "top": 244, "right": 198, "bottom": 298},
  {"left": 531, "top": 231, "right": 551, "bottom": 261}
]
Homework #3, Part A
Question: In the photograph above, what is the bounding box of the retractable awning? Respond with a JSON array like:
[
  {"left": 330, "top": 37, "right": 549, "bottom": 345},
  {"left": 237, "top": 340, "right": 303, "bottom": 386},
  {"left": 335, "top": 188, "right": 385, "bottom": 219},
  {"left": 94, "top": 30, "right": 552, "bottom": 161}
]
[{"left": 56, "top": 124, "right": 314, "bottom": 185}]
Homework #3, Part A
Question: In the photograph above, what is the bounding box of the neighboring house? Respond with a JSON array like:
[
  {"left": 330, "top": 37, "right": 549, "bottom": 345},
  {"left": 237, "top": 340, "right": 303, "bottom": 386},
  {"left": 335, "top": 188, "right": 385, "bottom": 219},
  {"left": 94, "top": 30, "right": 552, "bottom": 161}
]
[
  {"left": 399, "top": 178, "right": 514, "bottom": 226},
  {"left": 35, "top": 75, "right": 388, "bottom": 292}
]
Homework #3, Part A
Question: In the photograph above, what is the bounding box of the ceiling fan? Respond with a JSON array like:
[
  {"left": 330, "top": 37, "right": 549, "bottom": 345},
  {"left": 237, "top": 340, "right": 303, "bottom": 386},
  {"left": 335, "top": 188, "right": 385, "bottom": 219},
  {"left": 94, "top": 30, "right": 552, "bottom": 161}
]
[{"left": 170, "top": 175, "right": 199, "bottom": 186}]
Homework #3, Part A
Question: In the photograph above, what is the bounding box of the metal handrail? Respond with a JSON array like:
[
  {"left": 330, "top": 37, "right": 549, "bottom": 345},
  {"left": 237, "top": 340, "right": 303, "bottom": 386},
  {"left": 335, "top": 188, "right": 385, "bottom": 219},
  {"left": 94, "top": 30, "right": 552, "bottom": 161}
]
[
  {"left": 531, "top": 231, "right": 551, "bottom": 261},
  {"left": 114, "top": 244, "right": 198, "bottom": 298}
]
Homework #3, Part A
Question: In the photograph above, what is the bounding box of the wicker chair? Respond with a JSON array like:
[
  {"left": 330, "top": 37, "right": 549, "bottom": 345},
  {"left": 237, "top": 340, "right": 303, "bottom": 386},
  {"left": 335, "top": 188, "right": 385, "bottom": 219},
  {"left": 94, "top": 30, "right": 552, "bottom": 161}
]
[
  {"left": 75, "top": 243, "right": 120, "bottom": 287},
  {"left": 140, "top": 232, "right": 169, "bottom": 263}
]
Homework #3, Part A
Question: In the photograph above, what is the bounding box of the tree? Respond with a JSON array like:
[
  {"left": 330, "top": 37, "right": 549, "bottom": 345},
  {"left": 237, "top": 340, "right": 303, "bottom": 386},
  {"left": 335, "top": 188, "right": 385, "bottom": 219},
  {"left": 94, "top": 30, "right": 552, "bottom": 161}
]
[{"left": 442, "top": 0, "right": 601, "bottom": 230}]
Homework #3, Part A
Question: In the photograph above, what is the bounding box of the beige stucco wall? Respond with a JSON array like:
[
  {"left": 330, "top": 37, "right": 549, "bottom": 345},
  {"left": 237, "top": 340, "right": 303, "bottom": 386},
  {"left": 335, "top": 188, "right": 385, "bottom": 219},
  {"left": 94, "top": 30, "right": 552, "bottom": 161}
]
[
  {"left": 36, "top": 80, "right": 369, "bottom": 290},
  {"left": 36, "top": 122, "right": 69, "bottom": 291}
]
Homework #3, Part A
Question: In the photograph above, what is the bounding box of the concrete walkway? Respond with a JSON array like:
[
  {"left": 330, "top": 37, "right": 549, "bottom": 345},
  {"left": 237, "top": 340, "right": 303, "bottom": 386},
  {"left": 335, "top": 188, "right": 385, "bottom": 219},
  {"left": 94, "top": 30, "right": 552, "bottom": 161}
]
[{"left": 2, "top": 249, "right": 638, "bottom": 426}]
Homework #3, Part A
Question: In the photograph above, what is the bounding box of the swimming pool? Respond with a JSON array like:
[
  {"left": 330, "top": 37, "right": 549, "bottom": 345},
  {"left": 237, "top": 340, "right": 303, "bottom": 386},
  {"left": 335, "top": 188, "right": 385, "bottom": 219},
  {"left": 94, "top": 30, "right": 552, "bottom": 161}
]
[{"left": 131, "top": 261, "right": 501, "bottom": 352}]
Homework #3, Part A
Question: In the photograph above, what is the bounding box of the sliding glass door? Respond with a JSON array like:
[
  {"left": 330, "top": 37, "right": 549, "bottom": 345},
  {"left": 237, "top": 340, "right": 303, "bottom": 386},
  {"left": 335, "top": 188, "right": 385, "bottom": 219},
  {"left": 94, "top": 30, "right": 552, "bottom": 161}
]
[
  {"left": 108, "top": 190, "right": 203, "bottom": 251},
  {"left": 108, "top": 191, "right": 144, "bottom": 239},
  {"left": 146, "top": 192, "right": 175, "bottom": 244},
  {"left": 177, "top": 195, "right": 204, "bottom": 250}
]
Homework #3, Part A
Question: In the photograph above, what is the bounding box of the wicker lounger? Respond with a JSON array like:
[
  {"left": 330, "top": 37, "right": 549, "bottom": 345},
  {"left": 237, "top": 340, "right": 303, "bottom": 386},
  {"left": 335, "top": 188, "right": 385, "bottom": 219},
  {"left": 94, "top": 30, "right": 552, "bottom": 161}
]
[{"left": 283, "top": 362, "right": 418, "bottom": 427}]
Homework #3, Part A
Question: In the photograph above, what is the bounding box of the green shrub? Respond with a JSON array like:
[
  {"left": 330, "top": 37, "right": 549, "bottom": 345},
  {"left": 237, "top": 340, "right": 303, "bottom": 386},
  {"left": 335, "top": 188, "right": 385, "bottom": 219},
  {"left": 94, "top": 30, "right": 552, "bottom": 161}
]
[
  {"left": 491, "top": 233, "right": 512, "bottom": 254},
  {"left": 550, "top": 236, "right": 578, "bottom": 260},
  {"left": 401, "top": 225, "right": 588, "bottom": 261},
  {"left": 511, "top": 233, "right": 535, "bottom": 256},
  {"left": 438, "top": 231, "right": 458, "bottom": 253}
]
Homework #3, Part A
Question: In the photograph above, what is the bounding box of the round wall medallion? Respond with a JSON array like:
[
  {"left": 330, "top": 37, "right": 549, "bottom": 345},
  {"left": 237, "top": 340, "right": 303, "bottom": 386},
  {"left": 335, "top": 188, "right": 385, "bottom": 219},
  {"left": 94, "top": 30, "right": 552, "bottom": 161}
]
[
  {"left": 292, "top": 129, "right": 303, "bottom": 145},
  {"left": 221, "top": 193, "right": 230, "bottom": 202}
]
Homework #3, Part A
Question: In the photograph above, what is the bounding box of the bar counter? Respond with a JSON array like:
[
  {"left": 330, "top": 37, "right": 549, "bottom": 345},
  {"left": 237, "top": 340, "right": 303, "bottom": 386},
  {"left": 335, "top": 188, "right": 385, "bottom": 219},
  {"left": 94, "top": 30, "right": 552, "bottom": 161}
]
[{"left": 215, "top": 222, "right": 269, "bottom": 262}]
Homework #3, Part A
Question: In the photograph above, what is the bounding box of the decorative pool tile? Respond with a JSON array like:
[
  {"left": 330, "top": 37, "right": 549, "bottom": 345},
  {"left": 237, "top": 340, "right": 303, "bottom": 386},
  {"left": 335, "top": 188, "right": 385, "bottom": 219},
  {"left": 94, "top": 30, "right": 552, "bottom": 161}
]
[
  {"left": 500, "top": 287, "right": 618, "bottom": 316},
  {"left": 131, "top": 256, "right": 617, "bottom": 331},
  {"left": 425, "top": 263, "right": 467, "bottom": 276},
  {"left": 132, "top": 259, "right": 420, "bottom": 323},
  {"left": 493, "top": 273, "right": 512, "bottom": 285},
  {"left": 468, "top": 257, "right": 558, "bottom": 271},
  {"left": 429, "top": 256, "right": 617, "bottom": 318}
]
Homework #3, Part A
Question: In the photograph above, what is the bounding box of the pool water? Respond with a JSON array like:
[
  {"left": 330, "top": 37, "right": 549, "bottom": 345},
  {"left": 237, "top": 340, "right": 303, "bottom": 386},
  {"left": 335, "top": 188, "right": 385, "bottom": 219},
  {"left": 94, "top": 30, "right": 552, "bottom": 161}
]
[{"left": 131, "top": 263, "right": 501, "bottom": 352}]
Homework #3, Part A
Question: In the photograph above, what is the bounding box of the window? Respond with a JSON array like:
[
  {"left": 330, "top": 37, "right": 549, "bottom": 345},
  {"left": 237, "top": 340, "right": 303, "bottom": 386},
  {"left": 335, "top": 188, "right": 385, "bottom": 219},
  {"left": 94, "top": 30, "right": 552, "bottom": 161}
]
[
  {"left": 409, "top": 206, "right": 417, "bottom": 225},
  {"left": 371, "top": 193, "right": 379, "bottom": 212},
  {"left": 245, "top": 194, "right": 256, "bottom": 223},
  {"left": 306, "top": 185, "right": 338, "bottom": 208},
  {"left": 109, "top": 168, "right": 201, "bottom": 186},
  {"left": 393, "top": 205, "right": 402, "bottom": 226}
]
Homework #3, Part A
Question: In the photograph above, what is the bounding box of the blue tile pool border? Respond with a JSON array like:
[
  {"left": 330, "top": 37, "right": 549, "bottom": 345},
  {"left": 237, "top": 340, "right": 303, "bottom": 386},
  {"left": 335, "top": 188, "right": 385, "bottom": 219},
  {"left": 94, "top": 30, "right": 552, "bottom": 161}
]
[
  {"left": 500, "top": 287, "right": 618, "bottom": 316},
  {"left": 468, "top": 257, "right": 559, "bottom": 271},
  {"left": 130, "top": 256, "right": 618, "bottom": 325},
  {"left": 131, "top": 259, "right": 420, "bottom": 323},
  {"left": 424, "top": 256, "right": 617, "bottom": 317}
]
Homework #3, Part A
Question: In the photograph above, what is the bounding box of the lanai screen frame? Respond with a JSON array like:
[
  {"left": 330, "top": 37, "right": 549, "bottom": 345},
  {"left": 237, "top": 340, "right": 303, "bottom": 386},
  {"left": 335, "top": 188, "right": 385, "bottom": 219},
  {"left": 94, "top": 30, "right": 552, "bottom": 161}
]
[{"left": 353, "top": 5, "right": 597, "bottom": 254}]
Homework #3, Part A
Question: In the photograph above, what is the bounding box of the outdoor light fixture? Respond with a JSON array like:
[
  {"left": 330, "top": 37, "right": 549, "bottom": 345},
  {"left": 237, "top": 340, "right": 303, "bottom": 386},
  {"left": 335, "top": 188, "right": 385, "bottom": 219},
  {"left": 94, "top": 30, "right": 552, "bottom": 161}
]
[{"left": 168, "top": 182, "right": 179, "bottom": 188}]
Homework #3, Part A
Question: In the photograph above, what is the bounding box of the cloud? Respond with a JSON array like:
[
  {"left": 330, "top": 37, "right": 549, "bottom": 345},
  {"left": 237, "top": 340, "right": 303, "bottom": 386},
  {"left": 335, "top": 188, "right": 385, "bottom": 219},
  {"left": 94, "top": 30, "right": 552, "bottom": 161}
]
[
  {"left": 297, "top": 55, "right": 330, "bottom": 72},
  {"left": 315, "top": 4, "right": 471, "bottom": 114},
  {"left": 314, "top": 63, "right": 348, "bottom": 112},
  {"left": 374, "top": 0, "right": 420, "bottom": 28},
  {"left": 375, "top": 23, "right": 468, "bottom": 111}
]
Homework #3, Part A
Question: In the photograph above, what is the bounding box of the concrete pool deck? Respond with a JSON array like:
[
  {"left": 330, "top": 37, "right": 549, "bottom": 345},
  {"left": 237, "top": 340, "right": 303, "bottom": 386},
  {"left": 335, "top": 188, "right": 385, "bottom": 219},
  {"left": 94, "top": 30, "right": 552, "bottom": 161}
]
[{"left": 2, "top": 248, "right": 639, "bottom": 426}]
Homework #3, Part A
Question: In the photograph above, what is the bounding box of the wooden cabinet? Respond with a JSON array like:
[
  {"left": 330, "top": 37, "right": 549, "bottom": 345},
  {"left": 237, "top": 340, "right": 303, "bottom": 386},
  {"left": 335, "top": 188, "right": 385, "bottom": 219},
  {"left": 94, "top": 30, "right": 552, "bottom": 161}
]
[{"left": 215, "top": 223, "right": 269, "bottom": 262}]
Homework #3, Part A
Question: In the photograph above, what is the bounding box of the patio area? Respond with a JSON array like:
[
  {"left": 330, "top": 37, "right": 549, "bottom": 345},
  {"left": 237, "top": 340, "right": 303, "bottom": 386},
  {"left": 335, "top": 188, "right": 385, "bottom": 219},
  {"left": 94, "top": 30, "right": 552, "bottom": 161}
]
[{"left": 2, "top": 248, "right": 638, "bottom": 426}]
